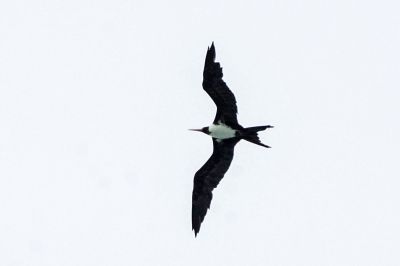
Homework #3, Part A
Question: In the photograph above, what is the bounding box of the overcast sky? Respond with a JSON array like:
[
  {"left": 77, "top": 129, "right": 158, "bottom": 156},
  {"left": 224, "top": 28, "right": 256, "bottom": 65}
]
[{"left": 1, "top": 0, "right": 400, "bottom": 265}]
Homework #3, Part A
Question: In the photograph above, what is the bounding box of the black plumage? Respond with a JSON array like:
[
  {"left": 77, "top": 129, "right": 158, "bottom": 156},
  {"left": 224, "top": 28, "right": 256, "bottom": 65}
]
[
  {"left": 202, "top": 43, "right": 240, "bottom": 129},
  {"left": 192, "top": 138, "right": 239, "bottom": 236},
  {"left": 191, "top": 43, "right": 272, "bottom": 236}
]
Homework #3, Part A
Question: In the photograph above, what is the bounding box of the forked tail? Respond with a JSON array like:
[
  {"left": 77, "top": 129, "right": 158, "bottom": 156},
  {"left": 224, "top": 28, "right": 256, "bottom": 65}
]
[{"left": 242, "top": 125, "right": 273, "bottom": 148}]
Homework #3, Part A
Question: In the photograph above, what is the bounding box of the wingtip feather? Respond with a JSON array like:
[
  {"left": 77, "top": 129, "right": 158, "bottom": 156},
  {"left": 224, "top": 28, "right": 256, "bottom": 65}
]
[
  {"left": 208, "top": 42, "right": 216, "bottom": 53},
  {"left": 205, "top": 42, "right": 216, "bottom": 65},
  {"left": 192, "top": 224, "right": 200, "bottom": 237}
]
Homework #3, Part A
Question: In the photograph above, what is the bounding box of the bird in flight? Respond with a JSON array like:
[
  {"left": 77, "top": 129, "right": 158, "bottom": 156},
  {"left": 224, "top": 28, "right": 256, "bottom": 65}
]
[{"left": 190, "top": 43, "right": 273, "bottom": 236}]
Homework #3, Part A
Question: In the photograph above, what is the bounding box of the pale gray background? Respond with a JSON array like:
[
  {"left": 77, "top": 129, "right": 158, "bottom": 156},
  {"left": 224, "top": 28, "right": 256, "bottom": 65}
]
[{"left": 1, "top": 0, "right": 399, "bottom": 265}]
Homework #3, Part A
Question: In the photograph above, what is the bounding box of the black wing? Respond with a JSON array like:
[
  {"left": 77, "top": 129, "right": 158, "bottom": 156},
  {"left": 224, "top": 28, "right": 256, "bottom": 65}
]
[
  {"left": 192, "top": 138, "right": 239, "bottom": 236},
  {"left": 202, "top": 43, "right": 239, "bottom": 128}
]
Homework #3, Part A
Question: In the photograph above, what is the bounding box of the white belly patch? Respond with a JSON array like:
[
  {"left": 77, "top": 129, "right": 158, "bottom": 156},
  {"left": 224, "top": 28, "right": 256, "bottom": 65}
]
[{"left": 209, "top": 123, "right": 236, "bottom": 139}]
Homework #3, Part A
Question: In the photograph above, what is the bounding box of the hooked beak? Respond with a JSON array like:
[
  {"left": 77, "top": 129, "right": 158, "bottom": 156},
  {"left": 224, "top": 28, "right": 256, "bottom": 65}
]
[{"left": 188, "top": 128, "right": 203, "bottom": 132}]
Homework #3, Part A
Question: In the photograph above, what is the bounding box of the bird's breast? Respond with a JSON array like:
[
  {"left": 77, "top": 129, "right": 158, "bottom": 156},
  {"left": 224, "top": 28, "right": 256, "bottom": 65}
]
[{"left": 209, "top": 123, "right": 236, "bottom": 139}]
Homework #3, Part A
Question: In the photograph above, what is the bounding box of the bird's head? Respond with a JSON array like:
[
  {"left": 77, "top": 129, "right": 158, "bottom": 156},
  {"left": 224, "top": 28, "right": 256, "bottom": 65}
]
[{"left": 189, "top": 127, "right": 209, "bottom": 135}]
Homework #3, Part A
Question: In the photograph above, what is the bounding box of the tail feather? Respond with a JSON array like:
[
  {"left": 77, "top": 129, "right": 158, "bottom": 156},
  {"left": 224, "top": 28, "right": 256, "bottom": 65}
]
[
  {"left": 244, "top": 125, "right": 273, "bottom": 133},
  {"left": 242, "top": 125, "right": 272, "bottom": 148}
]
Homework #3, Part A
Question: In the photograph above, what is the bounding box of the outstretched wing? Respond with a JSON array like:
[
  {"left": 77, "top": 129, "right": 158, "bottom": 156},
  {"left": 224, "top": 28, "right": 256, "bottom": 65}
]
[
  {"left": 202, "top": 43, "right": 239, "bottom": 128},
  {"left": 192, "top": 138, "right": 239, "bottom": 236}
]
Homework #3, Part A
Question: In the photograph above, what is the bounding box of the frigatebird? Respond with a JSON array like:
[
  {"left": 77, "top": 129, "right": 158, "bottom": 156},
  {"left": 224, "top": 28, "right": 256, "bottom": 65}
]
[{"left": 190, "top": 43, "right": 273, "bottom": 236}]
